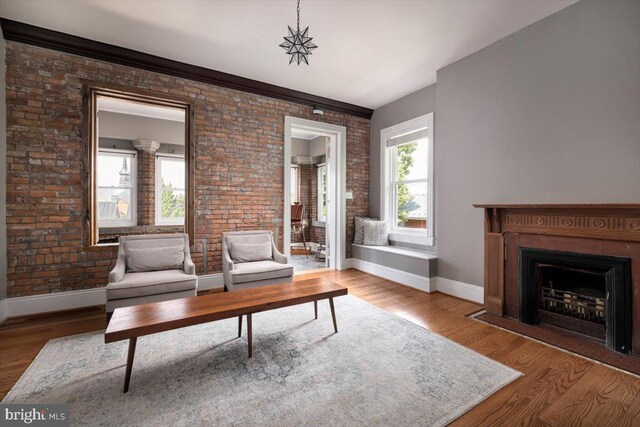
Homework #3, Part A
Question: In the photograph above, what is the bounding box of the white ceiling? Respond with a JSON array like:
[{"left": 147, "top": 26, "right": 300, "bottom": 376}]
[
  {"left": 0, "top": 0, "right": 578, "bottom": 109},
  {"left": 97, "top": 97, "right": 185, "bottom": 122}
]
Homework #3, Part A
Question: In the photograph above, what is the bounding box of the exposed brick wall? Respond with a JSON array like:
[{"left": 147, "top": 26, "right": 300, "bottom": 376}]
[{"left": 4, "top": 42, "right": 370, "bottom": 297}]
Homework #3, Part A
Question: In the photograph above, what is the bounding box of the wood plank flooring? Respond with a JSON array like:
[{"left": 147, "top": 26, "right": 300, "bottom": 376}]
[{"left": 1, "top": 269, "right": 639, "bottom": 425}]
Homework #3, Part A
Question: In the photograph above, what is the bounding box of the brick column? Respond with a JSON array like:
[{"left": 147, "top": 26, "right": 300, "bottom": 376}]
[{"left": 137, "top": 150, "right": 155, "bottom": 226}]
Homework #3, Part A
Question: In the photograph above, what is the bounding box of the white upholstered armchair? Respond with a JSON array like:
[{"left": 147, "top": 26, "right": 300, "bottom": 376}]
[
  {"left": 106, "top": 234, "right": 198, "bottom": 322},
  {"left": 222, "top": 230, "right": 294, "bottom": 291}
]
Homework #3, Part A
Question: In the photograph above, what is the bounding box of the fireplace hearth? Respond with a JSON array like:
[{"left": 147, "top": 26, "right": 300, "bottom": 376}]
[{"left": 519, "top": 248, "right": 631, "bottom": 353}]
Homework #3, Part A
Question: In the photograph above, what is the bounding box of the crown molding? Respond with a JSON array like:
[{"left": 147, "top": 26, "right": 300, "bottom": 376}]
[{"left": 0, "top": 18, "right": 373, "bottom": 119}]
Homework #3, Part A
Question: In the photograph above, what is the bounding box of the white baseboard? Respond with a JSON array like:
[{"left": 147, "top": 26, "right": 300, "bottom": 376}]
[
  {"left": 432, "top": 277, "right": 484, "bottom": 304},
  {"left": 0, "top": 299, "right": 7, "bottom": 325},
  {"left": 198, "top": 273, "right": 224, "bottom": 291},
  {"left": 345, "top": 258, "right": 484, "bottom": 304},
  {"left": 2, "top": 274, "right": 225, "bottom": 320},
  {"left": 345, "top": 258, "right": 432, "bottom": 293},
  {"left": 5, "top": 287, "right": 106, "bottom": 318}
]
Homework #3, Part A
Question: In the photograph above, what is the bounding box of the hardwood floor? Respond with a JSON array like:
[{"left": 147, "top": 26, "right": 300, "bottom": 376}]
[{"left": 1, "top": 269, "right": 639, "bottom": 425}]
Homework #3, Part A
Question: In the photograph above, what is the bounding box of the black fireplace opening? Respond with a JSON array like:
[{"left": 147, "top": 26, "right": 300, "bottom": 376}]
[{"left": 519, "top": 248, "right": 632, "bottom": 353}]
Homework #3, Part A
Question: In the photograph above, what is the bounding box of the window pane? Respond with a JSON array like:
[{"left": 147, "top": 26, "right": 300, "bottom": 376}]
[
  {"left": 160, "top": 159, "right": 185, "bottom": 189},
  {"left": 98, "top": 154, "right": 132, "bottom": 188},
  {"left": 395, "top": 139, "right": 427, "bottom": 181},
  {"left": 98, "top": 152, "right": 134, "bottom": 223},
  {"left": 98, "top": 188, "right": 132, "bottom": 220},
  {"left": 161, "top": 189, "right": 185, "bottom": 219},
  {"left": 159, "top": 158, "right": 185, "bottom": 221},
  {"left": 395, "top": 181, "right": 427, "bottom": 229}
]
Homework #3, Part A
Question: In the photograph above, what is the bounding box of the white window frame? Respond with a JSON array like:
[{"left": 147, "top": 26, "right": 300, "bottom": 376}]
[
  {"left": 155, "top": 154, "right": 186, "bottom": 226},
  {"left": 317, "top": 164, "right": 328, "bottom": 222},
  {"left": 97, "top": 149, "right": 137, "bottom": 228},
  {"left": 290, "top": 165, "right": 298, "bottom": 204},
  {"left": 380, "top": 113, "right": 434, "bottom": 247}
]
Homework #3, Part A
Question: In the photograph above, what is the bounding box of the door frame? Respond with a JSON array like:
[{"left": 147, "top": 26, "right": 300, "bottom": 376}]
[{"left": 284, "top": 116, "right": 347, "bottom": 270}]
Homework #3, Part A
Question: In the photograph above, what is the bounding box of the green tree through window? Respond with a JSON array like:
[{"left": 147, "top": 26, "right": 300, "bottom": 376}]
[
  {"left": 161, "top": 180, "right": 185, "bottom": 218},
  {"left": 396, "top": 142, "right": 419, "bottom": 226}
]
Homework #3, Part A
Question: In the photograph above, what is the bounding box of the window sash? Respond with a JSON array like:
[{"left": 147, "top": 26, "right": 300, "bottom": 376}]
[
  {"left": 389, "top": 143, "right": 428, "bottom": 234},
  {"left": 155, "top": 156, "right": 185, "bottom": 226},
  {"left": 391, "top": 179, "right": 428, "bottom": 232},
  {"left": 97, "top": 151, "right": 137, "bottom": 228}
]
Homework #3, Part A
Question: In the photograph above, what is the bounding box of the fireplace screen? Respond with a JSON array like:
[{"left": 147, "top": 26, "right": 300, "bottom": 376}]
[
  {"left": 538, "top": 264, "right": 606, "bottom": 324},
  {"left": 520, "top": 248, "right": 631, "bottom": 353}
]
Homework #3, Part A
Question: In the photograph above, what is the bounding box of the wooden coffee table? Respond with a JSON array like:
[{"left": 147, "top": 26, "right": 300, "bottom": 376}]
[{"left": 105, "top": 278, "right": 348, "bottom": 392}]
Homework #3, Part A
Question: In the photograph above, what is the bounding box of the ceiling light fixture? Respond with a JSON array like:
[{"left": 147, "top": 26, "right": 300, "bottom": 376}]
[{"left": 279, "top": 0, "right": 317, "bottom": 65}]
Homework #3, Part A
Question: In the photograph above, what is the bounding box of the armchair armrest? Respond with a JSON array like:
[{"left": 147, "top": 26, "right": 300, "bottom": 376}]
[
  {"left": 109, "top": 247, "right": 126, "bottom": 283},
  {"left": 184, "top": 251, "right": 196, "bottom": 276},
  {"left": 272, "top": 240, "right": 288, "bottom": 264},
  {"left": 222, "top": 247, "right": 235, "bottom": 272}
]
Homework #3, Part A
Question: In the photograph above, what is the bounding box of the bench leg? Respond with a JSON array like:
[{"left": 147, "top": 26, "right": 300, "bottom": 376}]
[
  {"left": 123, "top": 337, "right": 137, "bottom": 393},
  {"left": 314, "top": 300, "right": 318, "bottom": 319},
  {"left": 329, "top": 298, "right": 338, "bottom": 333},
  {"left": 247, "top": 313, "right": 252, "bottom": 358},
  {"left": 238, "top": 315, "right": 242, "bottom": 338}
]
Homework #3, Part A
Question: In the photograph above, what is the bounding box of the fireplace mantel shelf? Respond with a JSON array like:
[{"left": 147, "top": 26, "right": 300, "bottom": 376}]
[{"left": 473, "top": 203, "right": 640, "bottom": 210}]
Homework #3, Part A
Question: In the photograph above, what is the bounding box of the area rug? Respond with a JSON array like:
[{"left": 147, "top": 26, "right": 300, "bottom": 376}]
[{"left": 3, "top": 296, "right": 521, "bottom": 426}]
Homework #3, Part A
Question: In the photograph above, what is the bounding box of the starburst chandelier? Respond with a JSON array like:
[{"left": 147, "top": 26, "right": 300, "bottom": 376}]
[{"left": 279, "top": 0, "right": 317, "bottom": 65}]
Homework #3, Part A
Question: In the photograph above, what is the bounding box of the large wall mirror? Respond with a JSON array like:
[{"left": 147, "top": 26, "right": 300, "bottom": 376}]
[{"left": 84, "top": 85, "right": 194, "bottom": 246}]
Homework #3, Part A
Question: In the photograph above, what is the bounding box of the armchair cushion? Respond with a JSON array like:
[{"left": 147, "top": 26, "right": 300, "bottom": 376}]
[
  {"left": 229, "top": 260, "right": 294, "bottom": 284},
  {"left": 230, "top": 241, "right": 272, "bottom": 263},
  {"left": 126, "top": 245, "right": 185, "bottom": 272},
  {"left": 106, "top": 269, "right": 197, "bottom": 300}
]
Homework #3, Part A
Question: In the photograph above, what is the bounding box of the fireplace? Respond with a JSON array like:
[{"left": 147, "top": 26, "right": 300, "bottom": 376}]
[
  {"left": 519, "top": 248, "right": 631, "bottom": 353},
  {"left": 473, "top": 204, "right": 640, "bottom": 372}
]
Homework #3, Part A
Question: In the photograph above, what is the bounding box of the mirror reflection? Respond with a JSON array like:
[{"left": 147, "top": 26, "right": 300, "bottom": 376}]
[{"left": 96, "top": 96, "right": 186, "bottom": 243}]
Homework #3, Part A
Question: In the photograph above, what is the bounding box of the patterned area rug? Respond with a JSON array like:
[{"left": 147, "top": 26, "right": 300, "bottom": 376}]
[{"left": 4, "top": 296, "right": 521, "bottom": 426}]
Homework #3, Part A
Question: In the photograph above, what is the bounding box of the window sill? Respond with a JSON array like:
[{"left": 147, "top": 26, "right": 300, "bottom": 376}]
[{"left": 312, "top": 221, "right": 326, "bottom": 228}]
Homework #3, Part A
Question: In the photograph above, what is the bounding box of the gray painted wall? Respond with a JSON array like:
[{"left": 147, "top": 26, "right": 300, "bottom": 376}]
[
  {"left": 437, "top": 0, "right": 640, "bottom": 286},
  {"left": 371, "top": 0, "right": 640, "bottom": 288},
  {"left": 0, "top": 30, "right": 6, "bottom": 301},
  {"left": 369, "top": 84, "right": 437, "bottom": 218}
]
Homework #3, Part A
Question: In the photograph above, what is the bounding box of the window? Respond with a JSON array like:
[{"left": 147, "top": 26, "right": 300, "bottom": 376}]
[
  {"left": 97, "top": 150, "right": 137, "bottom": 228},
  {"left": 390, "top": 139, "right": 428, "bottom": 230},
  {"left": 317, "top": 164, "right": 328, "bottom": 222},
  {"left": 381, "top": 113, "right": 434, "bottom": 246},
  {"left": 155, "top": 156, "right": 186, "bottom": 226},
  {"left": 290, "top": 165, "right": 298, "bottom": 203}
]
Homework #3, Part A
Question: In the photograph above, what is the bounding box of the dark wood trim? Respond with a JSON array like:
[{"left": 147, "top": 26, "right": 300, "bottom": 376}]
[
  {"left": 82, "top": 83, "right": 196, "bottom": 246},
  {"left": 474, "top": 203, "right": 640, "bottom": 209},
  {"left": 475, "top": 203, "right": 640, "bottom": 318},
  {"left": 0, "top": 18, "right": 373, "bottom": 119}
]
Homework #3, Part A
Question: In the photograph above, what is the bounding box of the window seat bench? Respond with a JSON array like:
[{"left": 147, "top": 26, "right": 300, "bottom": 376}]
[{"left": 351, "top": 244, "right": 437, "bottom": 290}]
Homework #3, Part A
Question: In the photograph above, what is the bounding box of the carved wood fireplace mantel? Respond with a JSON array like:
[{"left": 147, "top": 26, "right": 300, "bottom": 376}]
[{"left": 473, "top": 204, "right": 640, "bottom": 317}]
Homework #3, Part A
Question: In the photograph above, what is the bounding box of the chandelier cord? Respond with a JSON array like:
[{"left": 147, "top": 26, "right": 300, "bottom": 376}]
[{"left": 297, "top": 0, "right": 300, "bottom": 32}]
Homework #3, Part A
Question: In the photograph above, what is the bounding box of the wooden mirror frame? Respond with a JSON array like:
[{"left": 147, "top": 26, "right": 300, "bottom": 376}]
[{"left": 82, "top": 83, "right": 195, "bottom": 247}]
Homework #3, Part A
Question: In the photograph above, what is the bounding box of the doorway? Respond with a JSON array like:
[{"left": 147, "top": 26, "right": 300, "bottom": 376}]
[{"left": 284, "top": 116, "right": 346, "bottom": 272}]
